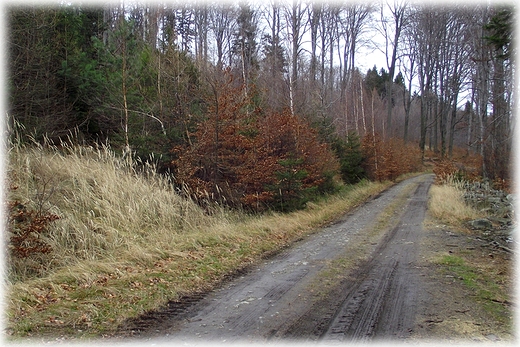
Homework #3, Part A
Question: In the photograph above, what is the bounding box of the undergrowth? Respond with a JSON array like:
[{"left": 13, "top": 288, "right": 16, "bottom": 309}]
[{"left": 5, "top": 142, "right": 214, "bottom": 282}]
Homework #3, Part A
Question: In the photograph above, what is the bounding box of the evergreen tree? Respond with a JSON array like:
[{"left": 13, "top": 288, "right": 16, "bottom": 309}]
[
  {"left": 261, "top": 33, "right": 287, "bottom": 75},
  {"left": 364, "top": 66, "right": 389, "bottom": 98},
  {"left": 57, "top": 7, "right": 111, "bottom": 139},
  {"left": 332, "top": 133, "right": 365, "bottom": 184},
  {"left": 269, "top": 157, "right": 311, "bottom": 212},
  {"left": 484, "top": 7, "right": 513, "bottom": 60}
]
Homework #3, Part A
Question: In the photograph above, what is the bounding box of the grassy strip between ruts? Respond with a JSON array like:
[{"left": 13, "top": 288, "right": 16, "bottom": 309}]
[{"left": 6, "top": 146, "right": 423, "bottom": 340}]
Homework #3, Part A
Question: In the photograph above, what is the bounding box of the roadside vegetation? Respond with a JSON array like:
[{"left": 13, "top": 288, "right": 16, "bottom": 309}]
[
  {"left": 429, "top": 150, "right": 490, "bottom": 228},
  {"left": 436, "top": 254, "right": 512, "bottom": 332},
  {"left": 5, "top": 140, "right": 398, "bottom": 339},
  {"left": 428, "top": 182, "right": 480, "bottom": 227},
  {"left": 6, "top": 137, "right": 510, "bottom": 340},
  {"left": 6, "top": 139, "right": 513, "bottom": 341},
  {"left": 427, "top": 154, "right": 513, "bottom": 336}
]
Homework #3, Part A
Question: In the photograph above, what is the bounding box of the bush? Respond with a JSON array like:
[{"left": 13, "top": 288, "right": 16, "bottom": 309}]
[
  {"left": 172, "top": 76, "right": 340, "bottom": 212},
  {"left": 432, "top": 148, "right": 483, "bottom": 185},
  {"left": 7, "top": 202, "right": 58, "bottom": 259},
  {"left": 361, "top": 134, "right": 422, "bottom": 181},
  {"left": 5, "top": 174, "right": 59, "bottom": 279}
]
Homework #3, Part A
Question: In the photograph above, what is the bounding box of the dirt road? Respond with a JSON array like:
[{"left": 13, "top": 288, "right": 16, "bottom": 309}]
[
  {"left": 118, "top": 174, "right": 438, "bottom": 343},
  {"left": 119, "top": 175, "right": 513, "bottom": 344}
]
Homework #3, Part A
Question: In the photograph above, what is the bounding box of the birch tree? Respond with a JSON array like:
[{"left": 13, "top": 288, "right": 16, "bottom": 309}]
[{"left": 283, "top": 0, "right": 307, "bottom": 116}]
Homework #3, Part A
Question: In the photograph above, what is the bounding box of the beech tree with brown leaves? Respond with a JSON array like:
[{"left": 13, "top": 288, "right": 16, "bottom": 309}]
[{"left": 173, "top": 72, "right": 339, "bottom": 212}]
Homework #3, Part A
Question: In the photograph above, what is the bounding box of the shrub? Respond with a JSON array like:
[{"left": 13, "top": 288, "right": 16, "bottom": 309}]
[
  {"left": 172, "top": 76, "right": 340, "bottom": 212},
  {"left": 361, "top": 134, "right": 422, "bottom": 181},
  {"left": 7, "top": 201, "right": 58, "bottom": 259},
  {"left": 5, "top": 174, "right": 59, "bottom": 279},
  {"left": 433, "top": 149, "right": 483, "bottom": 185}
]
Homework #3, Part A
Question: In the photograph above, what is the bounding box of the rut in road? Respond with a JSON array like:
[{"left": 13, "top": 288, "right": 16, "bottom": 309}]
[
  {"left": 319, "top": 176, "right": 432, "bottom": 342},
  {"left": 129, "top": 174, "right": 433, "bottom": 344}
]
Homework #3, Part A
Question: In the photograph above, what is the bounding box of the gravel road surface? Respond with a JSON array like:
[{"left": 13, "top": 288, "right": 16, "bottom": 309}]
[{"left": 125, "top": 174, "right": 435, "bottom": 344}]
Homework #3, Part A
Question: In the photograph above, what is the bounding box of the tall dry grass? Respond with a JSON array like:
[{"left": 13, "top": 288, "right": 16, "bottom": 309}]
[
  {"left": 6, "top": 142, "right": 220, "bottom": 281},
  {"left": 428, "top": 176, "right": 481, "bottom": 226}
]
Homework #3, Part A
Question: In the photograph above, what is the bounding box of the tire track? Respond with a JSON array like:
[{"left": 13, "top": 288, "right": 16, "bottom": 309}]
[
  {"left": 320, "top": 176, "right": 432, "bottom": 342},
  {"left": 324, "top": 259, "right": 399, "bottom": 342},
  {"left": 117, "top": 174, "right": 433, "bottom": 343}
]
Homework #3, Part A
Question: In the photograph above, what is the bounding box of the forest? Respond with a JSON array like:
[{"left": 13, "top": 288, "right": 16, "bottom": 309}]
[{"left": 7, "top": 0, "right": 515, "bottom": 211}]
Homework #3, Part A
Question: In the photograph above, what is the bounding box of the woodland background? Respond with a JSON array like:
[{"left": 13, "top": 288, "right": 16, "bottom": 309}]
[{"left": 7, "top": 0, "right": 515, "bottom": 211}]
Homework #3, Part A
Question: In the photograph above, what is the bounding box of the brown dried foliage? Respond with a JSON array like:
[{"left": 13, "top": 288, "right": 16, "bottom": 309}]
[
  {"left": 361, "top": 134, "right": 422, "bottom": 181},
  {"left": 6, "top": 183, "right": 59, "bottom": 259},
  {"left": 172, "top": 74, "right": 339, "bottom": 211},
  {"left": 432, "top": 149, "right": 483, "bottom": 185}
]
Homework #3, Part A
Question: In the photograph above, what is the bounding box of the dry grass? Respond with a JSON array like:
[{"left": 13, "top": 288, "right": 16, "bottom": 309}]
[
  {"left": 6, "top": 143, "right": 214, "bottom": 280},
  {"left": 428, "top": 182, "right": 481, "bottom": 226},
  {"left": 4, "top": 143, "right": 393, "bottom": 338}
]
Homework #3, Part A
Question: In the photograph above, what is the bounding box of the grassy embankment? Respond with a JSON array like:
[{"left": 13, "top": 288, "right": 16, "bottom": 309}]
[
  {"left": 427, "top": 178, "right": 513, "bottom": 331},
  {"left": 5, "top": 143, "right": 397, "bottom": 339}
]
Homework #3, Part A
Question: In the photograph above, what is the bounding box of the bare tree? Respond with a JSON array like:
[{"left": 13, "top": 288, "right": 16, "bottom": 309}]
[
  {"left": 483, "top": 6, "right": 514, "bottom": 180},
  {"left": 283, "top": 0, "right": 307, "bottom": 116},
  {"left": 341, "top": 4, "right": 373, "bottom": 76},
  {"left": 398, "top": 22, "right": 417, "bottom": 143},
  {"left": 308, "top": 1, "right": 322, "bottom": 85},
  {"left": 379, "top": 0, "right": 409, "bottom": 138},
  {"left": 208, "top": 2, "right": 237, "bottom": 70},
  {"left": 338, "top": 3, "right": 374, "bottom": 138},
  {"left": 446, "top": 9, "right": 473, "bottom": 158},
  {"left": 260, "top": 0, "right": 288, "bottom": 111},
  {"left": 412, "top": 6, "right": 441, "bottom": 157},
  {"left": 193, "top": 2, "right": 209, "bottom": 72}
]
